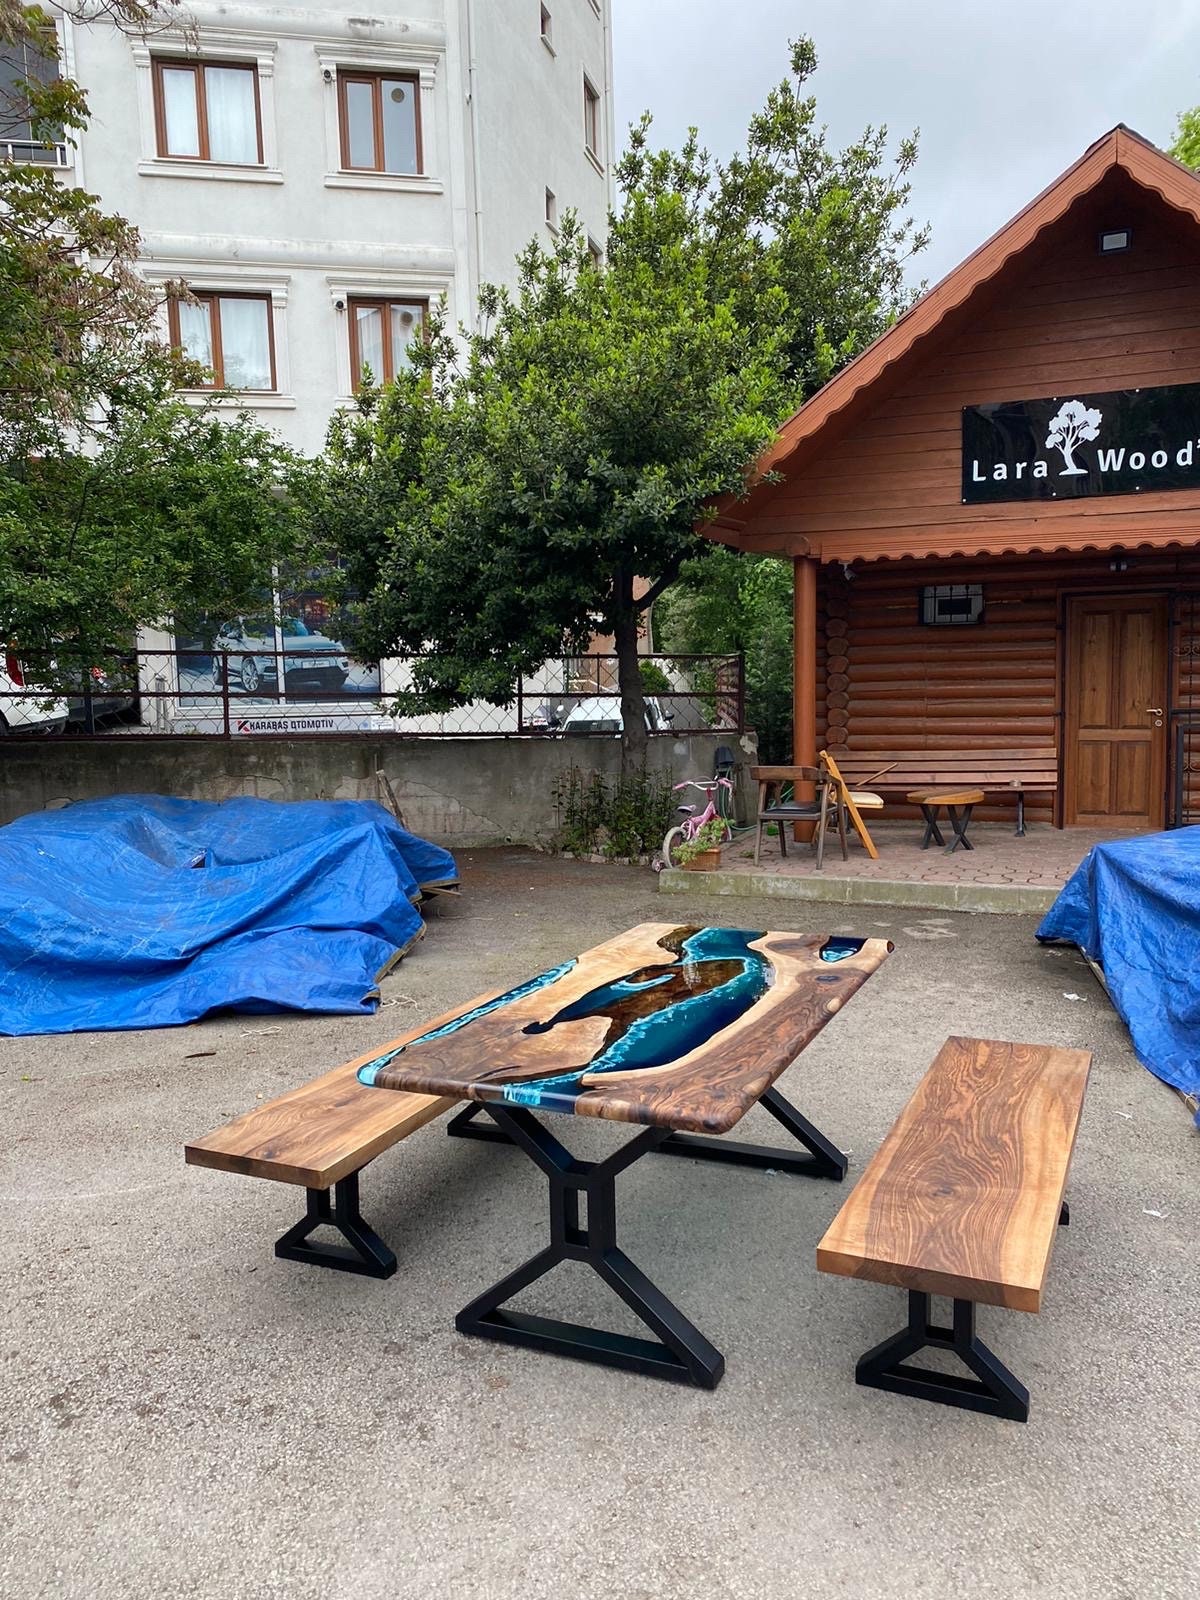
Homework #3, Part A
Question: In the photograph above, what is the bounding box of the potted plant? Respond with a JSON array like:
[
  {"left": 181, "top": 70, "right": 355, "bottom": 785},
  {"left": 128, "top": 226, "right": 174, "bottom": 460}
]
[{"left": 674, "top": 817, "right": 727, "bottom": 872}]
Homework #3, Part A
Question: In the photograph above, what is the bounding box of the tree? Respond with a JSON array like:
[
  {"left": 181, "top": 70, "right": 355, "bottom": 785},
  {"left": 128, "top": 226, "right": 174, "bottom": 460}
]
[
  {"left": 0, "top": 3, "right": 305, "bottom": 678},
  {"left": 307, "top": 40, "right": 927, "bottom": 771},
  {"left": 1170, "top": 106, "right": 1200, "bottom": 169},
  {"left": 1045, "top": 399, "right": 1102, "bottom": 476},
  {"left": 654, "top": 545, "right": 795, "bottom": 763}
]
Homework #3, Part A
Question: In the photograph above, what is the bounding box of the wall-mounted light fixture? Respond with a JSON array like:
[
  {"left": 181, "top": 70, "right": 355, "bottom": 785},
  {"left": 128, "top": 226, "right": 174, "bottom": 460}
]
[{"left": 1098, "top": 227, "right": 1132, "bottom": 255}]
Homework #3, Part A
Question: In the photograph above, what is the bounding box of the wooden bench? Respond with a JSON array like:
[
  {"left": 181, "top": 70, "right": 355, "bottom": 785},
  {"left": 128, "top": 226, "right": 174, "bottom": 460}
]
[
  {"left": 184, "top": 997, "right": 513, "bottom": 1277},
  {"left": 816, "top": 1036, "right": 1092, "bottom": 1421},
  {"left": 831, "top": 750, "right": 1058, "bottom": 836}
]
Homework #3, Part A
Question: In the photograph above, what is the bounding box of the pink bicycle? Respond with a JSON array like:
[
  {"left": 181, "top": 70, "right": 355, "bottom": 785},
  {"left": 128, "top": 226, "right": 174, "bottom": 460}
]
[{"left": 660, "top": 776, "right": 735, "bottom": 868}]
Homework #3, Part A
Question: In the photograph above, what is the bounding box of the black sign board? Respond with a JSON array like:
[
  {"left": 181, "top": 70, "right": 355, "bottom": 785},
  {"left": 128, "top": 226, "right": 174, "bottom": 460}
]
[{"left": 961, "top": 382, "right": 1200, "bottom": 504}]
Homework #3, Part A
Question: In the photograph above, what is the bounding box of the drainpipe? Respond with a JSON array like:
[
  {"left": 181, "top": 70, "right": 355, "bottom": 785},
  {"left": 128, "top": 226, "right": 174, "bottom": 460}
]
[{"left": 464, "top": 0, "right": 484, "bottom": 302}]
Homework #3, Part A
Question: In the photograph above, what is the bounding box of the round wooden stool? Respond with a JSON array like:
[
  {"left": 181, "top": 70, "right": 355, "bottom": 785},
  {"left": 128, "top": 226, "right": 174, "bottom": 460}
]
[{"left": 905, "top": 787, "right": 986, "bottom": 852}]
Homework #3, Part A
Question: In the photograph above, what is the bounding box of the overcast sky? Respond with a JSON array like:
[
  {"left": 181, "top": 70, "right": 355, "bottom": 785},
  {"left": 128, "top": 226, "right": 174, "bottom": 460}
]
[{"left": 612, "top": 0, "right": 1200, "bottom": 290}]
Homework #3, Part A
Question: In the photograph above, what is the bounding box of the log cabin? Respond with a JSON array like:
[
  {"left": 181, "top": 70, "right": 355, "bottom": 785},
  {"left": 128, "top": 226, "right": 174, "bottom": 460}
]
[{"left": 704, "top": 126, "right": 1200, "bottom": 831}]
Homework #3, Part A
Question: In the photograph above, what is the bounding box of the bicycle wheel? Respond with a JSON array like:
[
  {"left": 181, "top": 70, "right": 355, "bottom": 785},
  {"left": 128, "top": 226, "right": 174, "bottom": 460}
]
[{"left": 661, "top": 825, "right": 689, "bottom": 869}]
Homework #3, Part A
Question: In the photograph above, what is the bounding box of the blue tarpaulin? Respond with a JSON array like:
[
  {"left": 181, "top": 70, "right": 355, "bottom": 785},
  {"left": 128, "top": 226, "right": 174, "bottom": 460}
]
[
  {"left": 1037, "top": 828, "right": 1200, "bottom": 1113},
  {"left": 0, "top": 795, "right": 458, "bottom": 1036}
]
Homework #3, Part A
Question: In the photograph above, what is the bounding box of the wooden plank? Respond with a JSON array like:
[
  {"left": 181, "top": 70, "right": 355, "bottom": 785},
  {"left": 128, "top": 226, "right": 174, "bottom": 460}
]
[
  {"left": 816, "top": 1037, "right": 1092, "bottom": 1312},
  {"left": 185, "top": 1064, "right": 456, "bottom": 1189},
  {"left": 369, "top": 923, "right": 892, "bottom": 1135}
]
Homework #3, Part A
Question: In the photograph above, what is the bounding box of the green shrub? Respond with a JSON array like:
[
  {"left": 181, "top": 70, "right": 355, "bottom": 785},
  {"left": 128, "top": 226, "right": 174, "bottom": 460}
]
[{"left": 553, "top": 765, "right": 676, "bottom": 859}]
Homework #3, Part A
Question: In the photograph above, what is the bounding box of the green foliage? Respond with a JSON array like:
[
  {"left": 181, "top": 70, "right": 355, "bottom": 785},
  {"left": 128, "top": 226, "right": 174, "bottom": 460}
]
[
  {"left": 656, "top": 546, "right": 794, "bottom": 762},
  {"left": 304, "top": 37, "right": 926, "bottom": 773},
  {"left": 638, "top": 659, "right": 672, "bottom": 694},
  {"left": 0, "top": 383, "right": 303, "bottom": 674},
  {"left": 672, "top": 816, "right": 727, "bottom": 864},
  {"left": 1170, "top": 107, "right": 1200, "bottom": 169},
  {"left": 0, "top": 2, "right": 302, "bottom": 663},
  {"left": 553, "top": 765, "right": 675, "bottom": 860}
]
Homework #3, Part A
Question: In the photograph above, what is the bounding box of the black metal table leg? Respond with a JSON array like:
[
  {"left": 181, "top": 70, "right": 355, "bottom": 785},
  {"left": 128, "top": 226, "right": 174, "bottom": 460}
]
[
  {"left": 446, "top": 1101, "right": 513, "bottom": 1145},
  {"left": 918, "top": 804, "right": 945, "bottom": 849},
  {"left": 945, "top": 804, "right": 976, "bottom": 853},
  {"left": 652, "top": 1084, "right": 848, "bottom": 1180},
  {"left": 455, "top": 1104, "right": 725, "bottom": 1388},
  {"left": 856, "top": 1291, "right": 1029, "bottom": 1421},
  {"left": 274, "top": 1170, "right": 397, "bottom": 1278}
]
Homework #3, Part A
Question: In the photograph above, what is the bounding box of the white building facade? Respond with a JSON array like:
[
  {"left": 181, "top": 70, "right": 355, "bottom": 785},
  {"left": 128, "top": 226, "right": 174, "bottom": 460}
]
[{"left": 60, "top": 0, "right": 615, "bottom": 456}]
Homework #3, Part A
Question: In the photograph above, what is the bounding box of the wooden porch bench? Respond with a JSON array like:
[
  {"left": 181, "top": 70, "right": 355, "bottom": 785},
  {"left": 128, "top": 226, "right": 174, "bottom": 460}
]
[
  {"left": 184, "top": 999, "right": 514, "bottom": 1276},
  {"left": 831, "top": 749, "right": 1058, "bottom": 835},
  {"left": 816, "top": 1036, "right": 1091, "bottom": 1422}
]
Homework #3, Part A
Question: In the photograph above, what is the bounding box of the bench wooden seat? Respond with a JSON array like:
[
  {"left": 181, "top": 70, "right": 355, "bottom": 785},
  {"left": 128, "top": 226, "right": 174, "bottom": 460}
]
[
  {"left": 816, "top": 1035, "right": 1092, "bottom": 1421},
  {"left": 832, "top": 749, "right": 1058, "bottom": 835},
  {"left": 184, "top": 992, "right": 519, "bottom": 1276}
]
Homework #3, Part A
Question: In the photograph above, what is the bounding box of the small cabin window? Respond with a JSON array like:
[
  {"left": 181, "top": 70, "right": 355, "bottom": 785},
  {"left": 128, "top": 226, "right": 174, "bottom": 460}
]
[{"left": 919, "top": 584, "right": 984, "bottom": 626}]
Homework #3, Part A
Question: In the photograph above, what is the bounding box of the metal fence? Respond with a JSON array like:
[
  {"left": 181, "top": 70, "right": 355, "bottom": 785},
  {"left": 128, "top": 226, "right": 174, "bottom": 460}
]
[{"left": 0, "top": 649, "right": 744, "bottom": 741}]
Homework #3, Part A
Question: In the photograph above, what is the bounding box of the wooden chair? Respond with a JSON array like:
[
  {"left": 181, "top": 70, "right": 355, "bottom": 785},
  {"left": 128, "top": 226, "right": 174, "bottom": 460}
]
[
  {"left": 749, "top": 765, "right": 843, "bottom": 869},
  {"left": 819, "top": 749, "right": 883, "bottom": 861}
]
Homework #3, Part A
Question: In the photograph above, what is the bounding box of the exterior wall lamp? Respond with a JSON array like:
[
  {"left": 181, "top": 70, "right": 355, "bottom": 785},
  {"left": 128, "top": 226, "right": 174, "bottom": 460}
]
[{"left": 1098, "top": 227, "right": 1132, "bottom": 254}]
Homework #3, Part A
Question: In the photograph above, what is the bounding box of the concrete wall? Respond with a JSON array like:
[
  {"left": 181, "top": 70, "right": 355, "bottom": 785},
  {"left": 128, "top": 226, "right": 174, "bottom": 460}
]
[{"left": 0, "top": 733, "right": 748, "bottom": 845}]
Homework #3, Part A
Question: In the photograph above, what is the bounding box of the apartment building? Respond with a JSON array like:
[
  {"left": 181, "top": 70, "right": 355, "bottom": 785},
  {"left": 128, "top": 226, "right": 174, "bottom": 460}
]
[{"left": 56, "top": 0, "right": 615, "bottom": 456}]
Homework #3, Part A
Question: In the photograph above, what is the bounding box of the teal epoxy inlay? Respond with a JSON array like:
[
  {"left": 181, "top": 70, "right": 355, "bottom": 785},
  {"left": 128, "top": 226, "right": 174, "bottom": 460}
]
[
  {"left": 355, "top": 959, "right": 577, "bottom": 1086},
  {"left": 820, "top": 936, "right": 867, "bottom": 963},
  {"left": 501, "top": 926, "right": 770, "bottom": 1113}
]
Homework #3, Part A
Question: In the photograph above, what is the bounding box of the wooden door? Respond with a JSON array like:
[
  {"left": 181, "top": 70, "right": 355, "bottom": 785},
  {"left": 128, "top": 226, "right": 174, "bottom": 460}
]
[{"left": 1065, "top": 596, "right": 1168, "bottom": 828}]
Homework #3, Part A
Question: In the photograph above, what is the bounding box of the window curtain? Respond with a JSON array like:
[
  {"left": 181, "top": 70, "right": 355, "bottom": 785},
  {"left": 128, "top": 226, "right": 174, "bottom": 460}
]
[
  {"left": 204, "top": 65, "right": 257, "bottom": 163},
  {"left": 160, "top": 66, "right": 200, "bottom": 156},
  {"left": 176, "top": 299, "right": 213, "bottom": 373},
  {"left": 218, "top": 297, "right": 272, "bottom": 389}
]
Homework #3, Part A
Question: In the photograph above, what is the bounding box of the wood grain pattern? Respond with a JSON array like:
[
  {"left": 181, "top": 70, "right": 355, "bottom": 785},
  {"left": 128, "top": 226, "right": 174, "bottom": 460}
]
[
  {"left": 706, "top": 135, "right": 1200, "bottom": 569},
  {"left": 816, "top": 1036, "right": 1092, "bottom": 1311},
  {"left": 369, "top": 923, "right": 893, "bottom": 1135}
]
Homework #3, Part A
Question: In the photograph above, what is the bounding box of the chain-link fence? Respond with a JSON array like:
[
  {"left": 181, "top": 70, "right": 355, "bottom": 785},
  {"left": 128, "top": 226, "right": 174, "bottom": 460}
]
[{"left": 0, "top": 649, "right": 744, "bottom": 740}]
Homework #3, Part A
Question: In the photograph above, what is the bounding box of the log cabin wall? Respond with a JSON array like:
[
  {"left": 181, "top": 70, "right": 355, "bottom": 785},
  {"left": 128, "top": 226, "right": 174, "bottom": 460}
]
[
  {"left": 760, "top": 171, "right": 1200, "bottom": 558},
  {"left": 816, "top": 551, "right": 1200, "bottom": 825}
]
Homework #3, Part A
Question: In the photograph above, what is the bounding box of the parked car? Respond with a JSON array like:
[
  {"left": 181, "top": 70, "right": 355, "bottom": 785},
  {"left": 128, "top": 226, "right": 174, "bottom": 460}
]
[
  {"left": 211, "top": 616, "right": 351, "bottom": 695},
  {"left": 66, "top": 661, "right": 139, "bottom": 728},
  {"left": 0, "top": 650, "right": 68, "bottom": 734},
  {"left": 559, "top": 696, "right": 675, "bottom": 736}
]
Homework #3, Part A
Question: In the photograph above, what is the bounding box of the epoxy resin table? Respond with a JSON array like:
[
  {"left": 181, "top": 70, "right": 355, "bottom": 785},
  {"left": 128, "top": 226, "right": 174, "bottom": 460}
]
[{"left": 359, "top": 923, "right": 891, "bottom": 1387}]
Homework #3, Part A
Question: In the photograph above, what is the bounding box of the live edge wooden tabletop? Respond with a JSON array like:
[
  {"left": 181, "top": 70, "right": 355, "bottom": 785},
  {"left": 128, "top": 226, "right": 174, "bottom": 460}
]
[
  {"left": 359, "top": 922, "right": 892, "bottom": 1136},
  {"left": 816, "top": 1036, "right": 1092, "bottom": 1313}
]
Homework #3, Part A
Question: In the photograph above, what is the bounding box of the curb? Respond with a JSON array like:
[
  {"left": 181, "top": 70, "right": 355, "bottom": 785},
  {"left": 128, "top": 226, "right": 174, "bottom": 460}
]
[{"left": 657, "top": 867, "right": 1058, "bottom": 916}]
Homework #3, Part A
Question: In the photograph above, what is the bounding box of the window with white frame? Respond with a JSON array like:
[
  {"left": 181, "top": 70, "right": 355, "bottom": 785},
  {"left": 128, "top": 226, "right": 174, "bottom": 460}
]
[
  {"left": 348, "top": 298, "right": 427, "bottom": 388},
  {"left": 152, "top": 57, "right": 262, "bottom": 164},
  {"left": 583, "top": 75, "right": 601, "bottom": 162},
  {"left": 338, "top": 70, "right": 421, "bottom": 174},
  {"left": 169, "top": 290, "right": 276, "bottom": 391}
]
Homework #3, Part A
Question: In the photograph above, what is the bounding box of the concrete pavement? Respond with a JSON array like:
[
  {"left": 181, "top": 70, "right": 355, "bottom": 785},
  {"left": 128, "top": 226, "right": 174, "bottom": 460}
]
[{"left": 2, "top": 848, "right": 1197, "bottom": 1600}]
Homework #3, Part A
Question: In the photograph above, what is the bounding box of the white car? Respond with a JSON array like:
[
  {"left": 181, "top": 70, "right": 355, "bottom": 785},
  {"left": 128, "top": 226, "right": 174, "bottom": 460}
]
[
  {"left": 559, "top": 696, "right": 675, "bottom": 735},
  {"left": 0, "top": 650, "right": 68, "bottom": 734}
]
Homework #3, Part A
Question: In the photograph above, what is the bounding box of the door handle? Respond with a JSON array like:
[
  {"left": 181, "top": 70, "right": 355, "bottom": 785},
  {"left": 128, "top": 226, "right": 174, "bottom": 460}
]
[{"left": 1145, "top": 707, "right": 1163, "bottom": 716}]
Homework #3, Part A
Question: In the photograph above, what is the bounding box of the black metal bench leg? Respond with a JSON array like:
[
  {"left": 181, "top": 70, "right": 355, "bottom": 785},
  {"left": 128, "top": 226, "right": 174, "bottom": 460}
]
[
  {"left": 651, "top": 1083, "right": 848, "bottom": 1180},
  {"left": 855, "top": 1291, "right": 1029, "bottom": 1422},
  {"left": 945, "top": 804, "right": 975, "bottom": 853},
  {"left": 274, "top": 1170, "right": 397, "bottom": 1278},
  {"left": 456, "top": 1104, "right": 724, "bottom": 1388},
  {"left": 1015, "top": 791, "right": 1027, "bottom": 838},
  {"left": 447, "top": 1100, "right": 514, "bottom": 1145},
  {"left": 918, "top": 804, "right": 944, "bottom": 849}
]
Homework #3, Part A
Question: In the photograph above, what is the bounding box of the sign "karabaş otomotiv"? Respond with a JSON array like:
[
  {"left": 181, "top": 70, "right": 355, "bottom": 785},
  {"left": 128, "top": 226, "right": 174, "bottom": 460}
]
[{"left": 961, "top": 383, "right": 1200, "bottom": 504}]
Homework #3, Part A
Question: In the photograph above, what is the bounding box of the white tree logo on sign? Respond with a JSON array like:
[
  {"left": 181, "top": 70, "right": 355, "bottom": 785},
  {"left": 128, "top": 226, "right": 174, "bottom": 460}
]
[{"left": 1045, "top": 399, "right": 1103, "bottom": 476}]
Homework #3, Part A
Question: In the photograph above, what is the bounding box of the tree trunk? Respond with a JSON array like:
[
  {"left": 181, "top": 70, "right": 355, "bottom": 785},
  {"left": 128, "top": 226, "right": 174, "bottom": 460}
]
[{"left": 613, "top": 566, "right": 648, "bottom": 776}]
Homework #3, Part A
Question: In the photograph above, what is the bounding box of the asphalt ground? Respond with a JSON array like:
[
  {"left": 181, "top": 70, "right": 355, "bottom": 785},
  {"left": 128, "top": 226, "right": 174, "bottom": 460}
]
[{"left": 2, "top": 847, "right": 1197, "bottom": 1600}]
